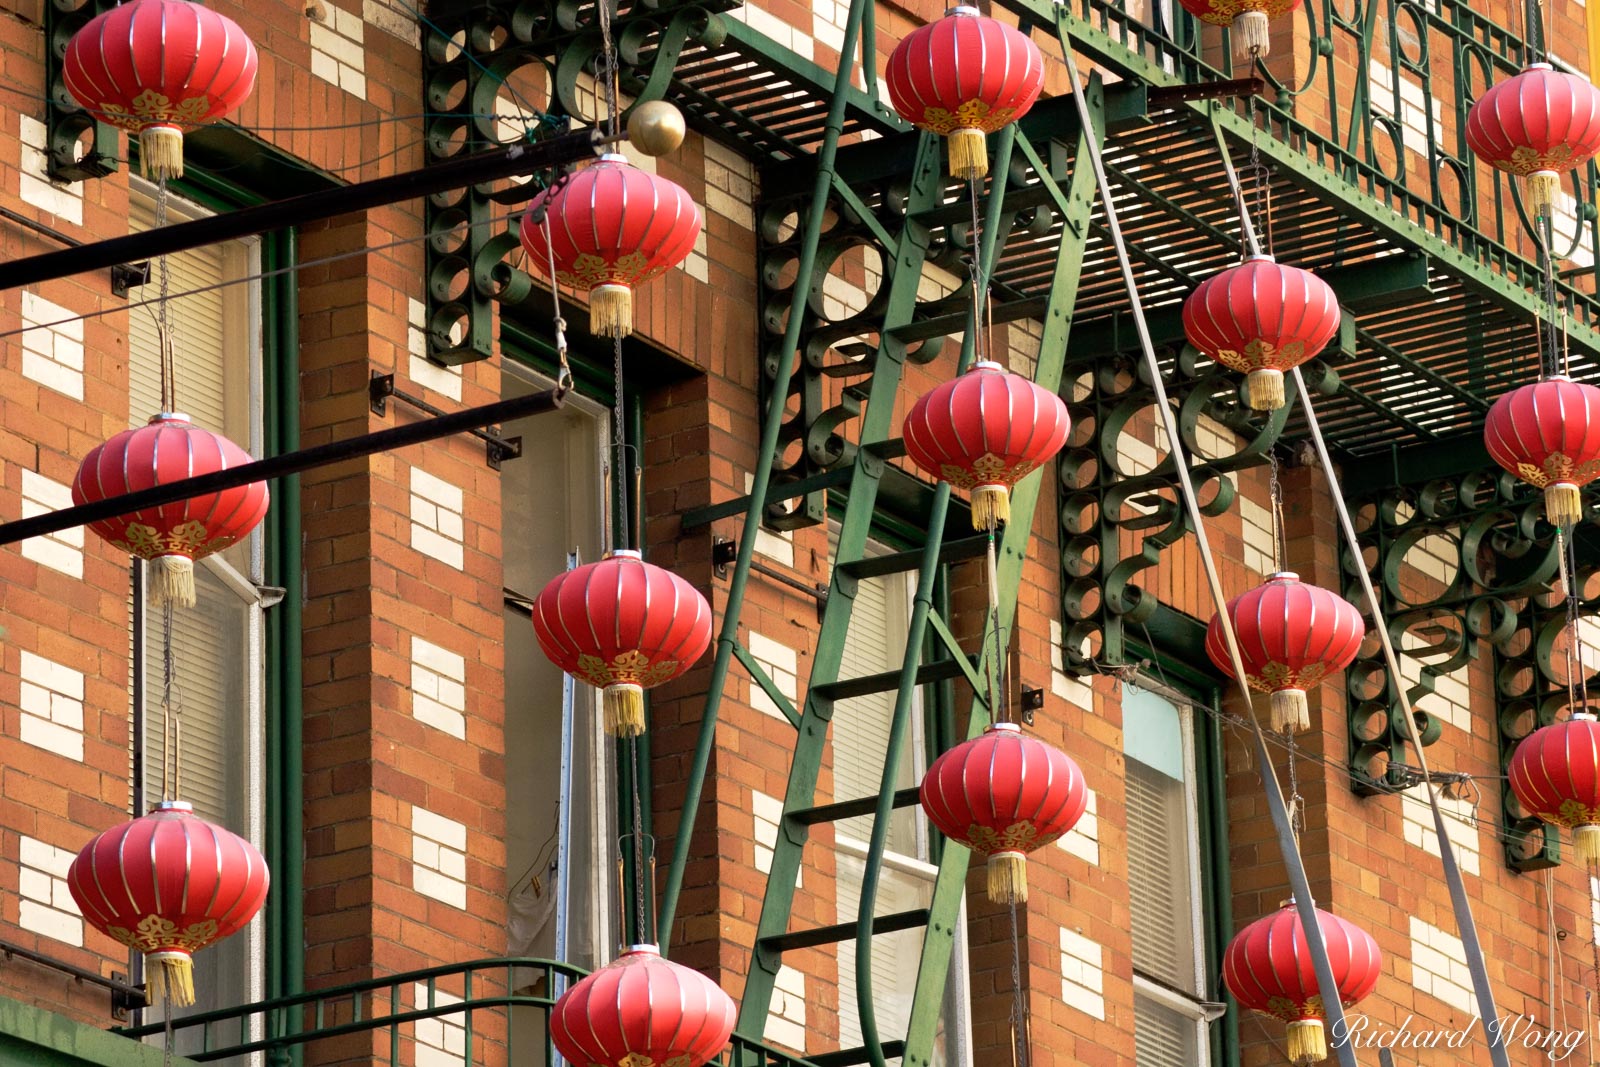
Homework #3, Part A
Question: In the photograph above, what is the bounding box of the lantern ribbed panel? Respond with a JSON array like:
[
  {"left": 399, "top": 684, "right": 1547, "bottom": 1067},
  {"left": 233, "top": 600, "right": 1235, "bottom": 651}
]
[
  {"left": 1508, "top": 718, "right": 1600, "bottom": 834},
  {"left": 919, "top": 723, "right": 1088, "bottom": 858},
  {"left": 884, "top": 9, "right": 1044, "bottom": 137},
  {"left": 1222, "top": 904, "right": 1382, "bottom": 1021},
  {"left": 72, "top": 414, "right": 271, "bottom": 564},
  {"left": 902, "top": 361, "right": 1070, "bottom": 528},
  {"left": 1182, "top": 256, "right": 1340, "bottom": 409},
  {"left": 62, "top": 0, "right": 257, "bottom": 178},
  {"left": 1484, "top": 376, "right": 1600, "bottom": 497},
  {"left": 1466, "top": 64, "right": 1600, "bottom": 178},
  {"left": 549, "top": 946, "right": 736, "bottom": 1067},
  {"left": 1205, "top": 573, "right": 1365, "bottom": 691},
  {"left": 518, "top": 155, "right": 701, "bottom": 337},
  {"left": 67, "top": 802, "right": 269, "bottom": 1005}
]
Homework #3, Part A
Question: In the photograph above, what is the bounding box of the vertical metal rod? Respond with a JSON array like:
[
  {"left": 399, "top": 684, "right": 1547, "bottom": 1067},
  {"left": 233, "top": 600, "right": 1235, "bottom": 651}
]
[
  {"left": 656, "top": 0, "right": 873, "bottom": 953},
  {"left": 1061, "top": 47, "right": 1362, "bottom": 1067},
  {"left": 552, "top": 551, "right": 578, "bottom": 1067}
]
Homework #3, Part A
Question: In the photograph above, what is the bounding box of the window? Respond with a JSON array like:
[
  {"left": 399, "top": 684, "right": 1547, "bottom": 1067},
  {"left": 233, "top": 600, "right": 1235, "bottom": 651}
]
[
  {"left": 830, "top": 529, "right": 972, "bottom": 1067},
  {"left": 1122, "top": 680, "right": 1218, "bottom": 1066},
  {"left": 127, "top": 183, "right": 268, "bottom": 1045}
]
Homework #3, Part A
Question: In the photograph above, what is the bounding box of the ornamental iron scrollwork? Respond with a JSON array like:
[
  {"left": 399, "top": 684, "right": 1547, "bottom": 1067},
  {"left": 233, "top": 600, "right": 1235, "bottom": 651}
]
[
  {"left": 1345, "top": 471, "right": 1600, "bottom": 871},
  {"left": 43, "top": 0, "right": 119, "bottom": 181},
  {"left": 421, "top": 0, "right": 731, "bottom": 364}
]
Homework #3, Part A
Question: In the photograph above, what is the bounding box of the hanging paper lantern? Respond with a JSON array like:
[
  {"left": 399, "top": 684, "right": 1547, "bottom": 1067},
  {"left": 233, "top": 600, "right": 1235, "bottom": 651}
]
[
  {"left": 61, "top": 0, "right": 258, "bottom": 181},
  {"left": 1483, "top": 374, "right": 1600, "bottom": 528},
  {"left": 1223, "top": 901, "right": 1382, "bottom": 1065},
  {"left": 1176, "top": 0, "right": 1301, "bottom": 60},
  {"left": 1466, "top": 63, "right": 1600, "bottom": 218},
  {"left": 1508, "top": 712, "right": 1600, "bottom": 862},
  {"left": 1182, "top": 254, "right": 1341, "bottom": 411},
  {"left": 519, "top": 155, "right": 702, "bottom": 340},
  {"left": 549, "top": 944, "right": 736, "bottom": 1067},
  {"left": 532, "top": 549, "right": 713, "bottom": 737},
  {"left": 884, "top": 5, "right": 1045, "bottom": 180},
  {"left": 902, "top": 360, "right": 1071, "bottom": 530},
  {"left": 1204, "top": 571, "right": 1365, "bottom": 734},
  {"left": 919, "top": 723, "right": 1087, "bottom": 904},
  {"left": 72, "top": 413, "right": 271, "bottom": 609},
  {"left": 67, "top": 801, "right": 269, "bottom": 1007}
]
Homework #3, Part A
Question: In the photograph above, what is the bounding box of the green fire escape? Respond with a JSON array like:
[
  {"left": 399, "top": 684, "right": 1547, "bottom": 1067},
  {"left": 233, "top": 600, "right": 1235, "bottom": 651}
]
[{"left": 41, "top": 0, "right": 1600, "bottom": 1058}]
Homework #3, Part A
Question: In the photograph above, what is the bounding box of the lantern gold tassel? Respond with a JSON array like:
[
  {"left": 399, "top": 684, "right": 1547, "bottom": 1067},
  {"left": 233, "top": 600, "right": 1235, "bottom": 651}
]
[
  {"left": 946, "top": 128, "right": 989, "bottom": 181},
  {"left": 986, "top": 851, "right": 1028, "bottom": 904},
  {"left": 970, "top": 485, "right": 1010, "bottom": 531},
  {"left": 146, "top": 951, "right": 196, "bottom": 1008},
  {"left": 1245, "top": 367, "right": 1286, "bottom": 411},
  {"left": 149, "top": 555, "right": 198, "bottom": 609},
  {"left": 139, "top": 125, "right": 186, "bottom": 181},
  {"left": 1576, "top": 825, "right": 1600, "bottom": 864},
  {"left": 1286, "top": 1019, "right": 1326, "bottom": 1065},
  {"left": 1526, "top": 170, "right": 1561, "bottom": 219},
  {"left": 1543, "top": 482, "right": 1584, "bottom": 527},
  {"left": 590, "top": 284, "right": 634, "bottom": 340},
  {"left": 604, "top": 683, "right": 646, "bottom": 738},
  {"left": 1231, "top": 10, "right": 1271, "bottom": 60},
  {"left": 1270, "top": 689, "right": 1310, "bottom": 734}
]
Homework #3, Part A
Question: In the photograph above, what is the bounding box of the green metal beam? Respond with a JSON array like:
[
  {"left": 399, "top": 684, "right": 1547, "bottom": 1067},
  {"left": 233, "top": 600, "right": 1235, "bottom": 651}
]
[{"left": 1334, "top": 430, "right": 1494, "bottom": 496}]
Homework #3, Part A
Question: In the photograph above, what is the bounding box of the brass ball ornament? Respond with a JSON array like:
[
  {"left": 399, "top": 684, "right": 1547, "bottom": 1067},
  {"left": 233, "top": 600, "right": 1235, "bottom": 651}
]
[{"left": 627, "top": 100, "right": 687, "bottom": 156}]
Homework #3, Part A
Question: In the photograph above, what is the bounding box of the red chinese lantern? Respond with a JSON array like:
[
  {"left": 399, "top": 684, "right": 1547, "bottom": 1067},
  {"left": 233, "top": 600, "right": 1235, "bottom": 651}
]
[
  {"left": 519, "top": 154, "right": 702, "bottom": 339},
  {"left": 62, "top": 0, "right": 258, "bottom": 180},
  {"left": 884, "top": 5, "right": 1045, "bottom": 180},
  {"left": 919, "top": 722, "right": 1088, "bottom": 904},
  {"left": 72, "top": 413, "right": 270, "bottom": 609},
  {"left": 1508, "top": 712, "right": 1600, "bottom": 862},
  {"left": 549, "top": 944, "right": 736, "bottom": 1067},
  {"left": 1175, "top": 0, "right": 1301, "bottom": 60},
  {"left": 1204, "top": 571, "right": 1365, "bottom": 734},
  {"left": 902, "top": 360, "right": 1071, "bottom": 530},
  {"left": 1223, "top": 902, "right": 1382, "bottom": 1065},
  {"left": 1182, "top": 255, "right": 1341, "bottom": 411},
  {"left": 1466, "top": 63, "right": 1600, "bottom": 218},
  {"left": 67, "top": 801, "right": 269, "bottom": 1007},
  {"left": 1483, "top": 374, "right": 1600, "bottom": 528},
  {"left": 532, "top": 549, "right": 713, "bottom": 737}
]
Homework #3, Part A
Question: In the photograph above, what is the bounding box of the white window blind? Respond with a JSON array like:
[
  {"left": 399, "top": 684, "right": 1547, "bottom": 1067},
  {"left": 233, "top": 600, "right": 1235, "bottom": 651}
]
[{"left": 1133, "top": 991, "right": 1202, "bottom": 1066}]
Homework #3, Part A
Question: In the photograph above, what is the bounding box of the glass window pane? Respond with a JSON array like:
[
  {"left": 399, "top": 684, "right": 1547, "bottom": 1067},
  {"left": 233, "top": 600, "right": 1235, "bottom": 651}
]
[{"left": 1134, "top": 993, "right": 1202, "bottom": 1067}]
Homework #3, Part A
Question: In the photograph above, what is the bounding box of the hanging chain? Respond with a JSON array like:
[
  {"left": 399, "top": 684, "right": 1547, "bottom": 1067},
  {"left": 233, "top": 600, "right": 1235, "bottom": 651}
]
[
  {"left": 161, "top": 599, "right": 176, "bottom": 801},
  {"left": 967, "top": 177, "right": 989, "bottom": 366},
  {"left": 627, "top": 734, "right": 649, "bottom": 945},
  {"left": 155, "top": 176, "right": 178, "bottom": 413},
  {"left": 985, "top": 525, "right": 1006, "bottom": 723},
  {"left": 595, "top": 0, "right": 620, "bottom": 138},
  {"left": 536, "top": 211, "right": 574, "bottom": 395},
  {"left": 1243, "top": 95, "right": 1273, "bottom": 257},
  {"left": 1267, "top": 451, "right": 1286, "bottom": 574},
  {"left": 1286, "top": 725, "right": 1303, "bottom": 839},
  {"left": 1006, "top": 897, "right": 1029, "bottom": 1067}
]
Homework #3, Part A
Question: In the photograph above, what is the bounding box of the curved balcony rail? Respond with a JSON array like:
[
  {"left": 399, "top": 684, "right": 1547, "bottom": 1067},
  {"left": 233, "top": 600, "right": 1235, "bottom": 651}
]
[{"left": 113, "top": 957, "right": 814, "bottom": 1067}]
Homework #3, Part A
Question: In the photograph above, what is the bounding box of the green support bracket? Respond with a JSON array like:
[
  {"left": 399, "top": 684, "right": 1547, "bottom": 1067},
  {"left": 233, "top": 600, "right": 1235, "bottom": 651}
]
[{"left": 43, "top": 0, "right": 119, "bottom": 181}]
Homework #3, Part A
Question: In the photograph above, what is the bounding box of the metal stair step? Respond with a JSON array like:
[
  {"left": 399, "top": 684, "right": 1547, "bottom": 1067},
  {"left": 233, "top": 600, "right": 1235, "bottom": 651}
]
[
  {"left": 758, "top": 909, "right": 930, "bottom": 954},
  {"left": 808, "top": 1043, "right": 908, "bottom": 1067},
  {"left": 789, "top": 788, "right": 921, "bottom": 826},
  {"left": 810, "top": 657, "right": 973, "bottom": 703},
  {"left": 837, "top": 533, "right": 990, "bottom": 580}
]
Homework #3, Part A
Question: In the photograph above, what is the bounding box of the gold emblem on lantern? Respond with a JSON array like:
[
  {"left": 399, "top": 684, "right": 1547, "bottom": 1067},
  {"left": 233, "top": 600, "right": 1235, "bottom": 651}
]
[
  {"left": 919, "top": 99, "right": 1016, "bottom": 136},
  {"left": 937, "top": 452, "right": 1038, "bottom": 492},
  {"left": 575, "top": 650, "right": 682, "bottom": 687},
  {"left": 1212, "top": 338, "right": 1307, "bottom": 374},
  {"left": 112, "top": 520, "right": 216, "bottom": 559},
  {"left": 556, "top": 252, "right": 652, "bottom": 290},
  {"left": 1510, "top": 452, "right": 1600, "bottom": 489},
  {"left": 100, "top": 90, "right": 212, "bottom": 130},
  {"left": 1556, "top": 798, "right": 1600, "bottom": 826},
  {"left": 1507, "top": 144, "right": 1576, "bottom": 175},
  {"left": 965, "top": 820, "right": 1050, "bottom": 855},
  {"left": 1245, "top": 662, "right": 1329, "bottom": 693},
  {"left": 1190, "top": 0, "right": 1299, "bottom": 24},
  {"left": 107, "top": 914, "right": 221, "bottom": 953}
]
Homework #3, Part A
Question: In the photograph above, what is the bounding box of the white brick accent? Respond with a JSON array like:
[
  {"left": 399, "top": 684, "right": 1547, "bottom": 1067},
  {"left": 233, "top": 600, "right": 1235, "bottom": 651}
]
[
  {"left": 411, "top": 636, "right": 467, "bottom": 740},
  {"left": 743, "top": 473, "right": 795, "bottom": 566},
  {"left": 1057, "top": 788, "right": 1099, "bottom": 866},
  {"left": 1369, "top": 59, "right": 1443, "bottom": 159},
  {"left": 413, "top": 983, "right": 466, "bottom": 1067},
  {"left": 1049, "top": 619, "right": 1094, "bottom": 710},
  {"left": 752, "top": 789, "right": 800, "bottom": 887},
  {"left": 1007, "top": 318, "right": 1043, "bottom": 379},
  {"left": 704, "top": 139, "right": 756, "bottom": 230},
  {"left": 764, "top": 963, "right": 807, "bottom": 1052},
  {"left": 412, "top": 806, "right": 468, "bottom": 909},
  {"left": 918, "top": 262, "right": 961, "bottom": 301},
  {"left": 1591, "top": 876, "right": 1600, "bottom": 947},
  {"left": 410, "top": 468, "right": 465, "bottom": 570},
  {"left": 18, "top": 650, "right": 85, "bottom": 762},
  {"left": 1552, "top": 191, "right": 1596, "bottom": 271},
  {"left": 18, "top": 116, "right": 83, "bottom": 225},
  {"left": 1408, "top": 916, "right": 1476, "bottom": 1017},
  {"left": 20, "top": 291, "right": 84, "bottom": 400},
  {"left": 1400, "top": 787, "right": 1480, "bottom": 876},
  {"left": 363, "top": 0, "right": 420, "bottom": 45},
  {"left": 1059, "top": 927, "right": 1106, "bottom": 1020},
  {"left": 820, "top": 270, "right": 870, "bottom": 323},
  {"left": 407, "top": 298, "right": 462, "bottom": 402},
  {"left": 680, "top": 227, "right": 710, "bottom": 284},
  {"left": 308, "top": 4, "right": 367, "bottom": 99},
  {"left": 1238, "top": 495, "right": 1277, "bottom": 577},
  {"left": 1397, "top": 629, "right": 1472, "bottom": 734},
  {"left": 19, "top": 836, "right": 82, "bottom": 946},
  {"left": 725, "top": 5, "right": 814, "bottom": 61},
  {"left": 20, "top": 469, "right": 83, "bottom": 578},
  {"left": 745, "top": 631, "right": 799, "bottom": 721}
]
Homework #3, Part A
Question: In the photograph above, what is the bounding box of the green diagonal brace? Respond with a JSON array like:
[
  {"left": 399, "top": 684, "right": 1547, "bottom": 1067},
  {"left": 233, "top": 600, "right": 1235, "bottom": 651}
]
[
  {"left": 732, "top": 641, "right": 802, "bottom": 729},
  {"left": 900, "top": 105, "right": 1106, "bottom": 1067},
  {"left": 926, "top": 609, "right": 990, "bottom": 700}
]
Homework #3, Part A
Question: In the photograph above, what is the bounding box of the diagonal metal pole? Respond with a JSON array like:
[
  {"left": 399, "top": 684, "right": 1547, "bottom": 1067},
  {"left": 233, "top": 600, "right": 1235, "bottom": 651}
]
[{"left": 1061, "top": 48, "right": 1363, "bottom": 1067}]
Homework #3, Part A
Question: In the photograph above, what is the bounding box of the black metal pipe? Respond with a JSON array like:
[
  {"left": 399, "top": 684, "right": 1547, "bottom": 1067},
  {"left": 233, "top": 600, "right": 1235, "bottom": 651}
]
[
  {"left": 0, "top": 388, "right": 566, "bottom": 546},
  {"left": 0, "top": 936, "right": 148, "bottom": 1009},
  {"left": 0, "top": 132, "right": 604, "bottom": 291},
  {"left": 0, "top": 205, "right": 81, "bottom": 248}
]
